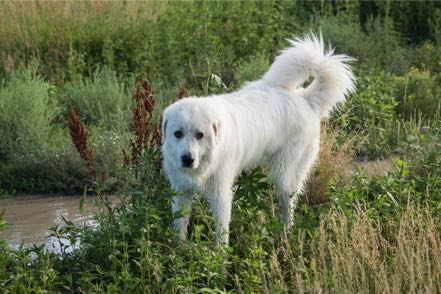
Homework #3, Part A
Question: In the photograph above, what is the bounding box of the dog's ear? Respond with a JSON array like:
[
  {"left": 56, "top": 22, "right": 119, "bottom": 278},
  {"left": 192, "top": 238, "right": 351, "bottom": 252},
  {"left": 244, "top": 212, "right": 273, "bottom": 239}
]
[
  {"left": 212, "top": 121, "right": 221, "bottom": 142},
  {"left": 162, "top": 119, "right": 168, "bottom": 143}
]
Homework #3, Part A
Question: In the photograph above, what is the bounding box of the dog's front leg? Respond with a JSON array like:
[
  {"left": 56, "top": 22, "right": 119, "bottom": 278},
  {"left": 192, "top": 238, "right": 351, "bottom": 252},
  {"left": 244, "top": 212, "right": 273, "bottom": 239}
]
[
  {"left": 208, "top": 184, "right": 233, "bottom": 245},
  {"left": 172, "top": 191, "right": 193, "bottom": 242}
]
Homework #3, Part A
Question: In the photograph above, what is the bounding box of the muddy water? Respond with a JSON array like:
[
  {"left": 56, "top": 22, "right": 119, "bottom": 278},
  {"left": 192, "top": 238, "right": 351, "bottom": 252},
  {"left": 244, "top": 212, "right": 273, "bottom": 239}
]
[{"left": 0, "top": 194, "right": 117, "bottom": 252}]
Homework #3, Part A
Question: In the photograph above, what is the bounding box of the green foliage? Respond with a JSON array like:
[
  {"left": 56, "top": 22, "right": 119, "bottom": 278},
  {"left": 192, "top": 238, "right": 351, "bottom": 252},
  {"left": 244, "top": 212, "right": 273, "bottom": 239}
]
[
  {"left": 0, "top": 64, "right": 88, "bottom": 193},
  {"left": 0, "top": 63, "right": 57, "bottom": 160},
  {"left": 232, "top": 53, "right": 270, "bottom": 88},
  {"left": 373, "top": 0, "right": 439, "bottom": 44},
  {"left": 64, "top": 67, "right": 134, "bottom": 129},
  {"left": 0, "top": 143, "right": 88, "bottom": 194},
  {"left": 410, "top": 42, "right": 441, "bottom": 74},
  {"left": 134, "top": 1, "right": 298, "bottom": 92},
  {"left": 89, "top": 127, "right": 131, "bottom": 183},
  {"left": 319, "top": 16, "right": 409, "bottom": 74},
  {"left": 393, "top": 67, "right": 441, "bottom": 119},
  {"left": 333, "top": 69, "right": 398, "bottom": 158}
]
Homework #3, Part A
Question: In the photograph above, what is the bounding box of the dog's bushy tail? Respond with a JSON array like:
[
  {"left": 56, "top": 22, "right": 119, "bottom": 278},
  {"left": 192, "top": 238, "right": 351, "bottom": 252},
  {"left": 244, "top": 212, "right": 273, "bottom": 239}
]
[{"left": 263, "top": 33, "right": 356, "bottom": 117}]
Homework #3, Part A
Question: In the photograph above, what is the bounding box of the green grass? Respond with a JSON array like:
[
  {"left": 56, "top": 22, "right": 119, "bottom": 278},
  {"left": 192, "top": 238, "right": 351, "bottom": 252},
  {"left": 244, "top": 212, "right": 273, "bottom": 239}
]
[{"left": 0, "top": 0, "right": 441, "bottom": 292}]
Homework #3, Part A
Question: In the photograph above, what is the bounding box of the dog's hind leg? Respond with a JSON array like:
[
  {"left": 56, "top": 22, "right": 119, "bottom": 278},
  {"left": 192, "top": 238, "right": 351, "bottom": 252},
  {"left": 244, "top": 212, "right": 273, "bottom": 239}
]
[
  {"left": 172, "top": 191, "right": 193, "bottom": 242},
  {"left": 271, "top": 138, "right": 320, "bottom": 228}
]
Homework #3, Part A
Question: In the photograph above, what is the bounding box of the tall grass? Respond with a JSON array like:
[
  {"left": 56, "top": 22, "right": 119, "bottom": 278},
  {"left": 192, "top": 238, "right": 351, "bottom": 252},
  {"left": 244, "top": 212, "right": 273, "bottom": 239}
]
[
  {"left": 293, "top": 203, "right": 441, "bottom": 292},
  {"left": 303, "top": 124, "right": 354, "bottom": 204},
  {"left": 0, "top": 1, "right": 164, "bottom": 78},
  {"left": 0, "top": 63, "right": 56, "bottom": 159}
]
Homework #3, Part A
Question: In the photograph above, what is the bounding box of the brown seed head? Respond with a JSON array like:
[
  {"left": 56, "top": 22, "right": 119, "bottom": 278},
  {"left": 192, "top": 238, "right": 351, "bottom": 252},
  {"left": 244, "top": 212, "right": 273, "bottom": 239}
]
[
  {"left": 178, "top": 81, "right": 187, "bottom": 99},
  {"left": 67, "top": 108, "right": 96, "bottom": 181}
]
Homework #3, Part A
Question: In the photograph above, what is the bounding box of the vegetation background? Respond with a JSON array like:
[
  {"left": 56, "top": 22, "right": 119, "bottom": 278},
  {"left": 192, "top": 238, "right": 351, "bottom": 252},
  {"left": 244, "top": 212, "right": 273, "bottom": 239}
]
[{"left": 0, "top": 0, "right": 440, "bottom": 292}]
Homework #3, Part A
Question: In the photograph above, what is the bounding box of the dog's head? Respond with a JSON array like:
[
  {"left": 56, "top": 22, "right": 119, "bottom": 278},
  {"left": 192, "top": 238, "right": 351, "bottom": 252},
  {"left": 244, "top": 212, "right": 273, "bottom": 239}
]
[{"left": 162, "top": 99, "right": 221, "bottom": 174}]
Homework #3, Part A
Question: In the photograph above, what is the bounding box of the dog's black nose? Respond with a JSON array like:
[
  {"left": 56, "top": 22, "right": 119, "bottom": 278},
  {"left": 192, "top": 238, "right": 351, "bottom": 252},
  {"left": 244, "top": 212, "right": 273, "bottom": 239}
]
[{"left": 181, "top": 154, "right": 194, "bottom": 167}]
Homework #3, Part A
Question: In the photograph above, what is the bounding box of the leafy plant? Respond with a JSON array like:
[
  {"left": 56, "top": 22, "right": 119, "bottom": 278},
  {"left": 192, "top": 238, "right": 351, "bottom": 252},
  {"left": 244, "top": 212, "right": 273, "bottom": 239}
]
[
  {"left": 332, "top": 69, "right": 398, "bottom": 158},
  {"left": 64, "top": 67, "right": 133, "bottom": 129},
  {"left": 393, "top": 67, "right": 441, "bottom": 119}
]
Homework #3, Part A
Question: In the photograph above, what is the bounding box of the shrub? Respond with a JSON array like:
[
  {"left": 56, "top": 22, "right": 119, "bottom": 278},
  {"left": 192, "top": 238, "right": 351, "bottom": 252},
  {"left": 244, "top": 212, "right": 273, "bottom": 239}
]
[
  {"left": 0, "top": 63, "right": 57, "bottom": 160},
  {"left": 232, "top": 52, "right": 270, "bottom": 88},
  {"left": 332, "top": 69, "right": 398, "bottom": 158},
  {"left": 393, "top": 67, "right": 441, "bottom": 119},
  {"left": 319, "top": 16, "right": 409, "bottom": 74},
  {"left": 0, "top": 64, "right": 89, "bottom": 193},
  {"left": 1, "top": 141, "right": 88, "bottom": 193},
  {"left": 410, "top": 42, "right": 441, "bottom": 74},
  {"left": 64, "top": 67, "right": 133, "bottom": 129}
]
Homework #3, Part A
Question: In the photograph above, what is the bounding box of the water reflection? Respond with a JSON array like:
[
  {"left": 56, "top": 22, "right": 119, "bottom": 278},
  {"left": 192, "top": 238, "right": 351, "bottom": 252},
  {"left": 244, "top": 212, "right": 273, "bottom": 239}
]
[{"left": 0, "top": 194, "right": 117, "bottom": 252}]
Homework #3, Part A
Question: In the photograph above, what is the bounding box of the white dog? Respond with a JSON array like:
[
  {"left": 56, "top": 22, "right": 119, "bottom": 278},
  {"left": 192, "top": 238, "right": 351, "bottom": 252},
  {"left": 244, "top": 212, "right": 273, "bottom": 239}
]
[{"left": 161, "top": 34, "right": 355, "bottom": 244}]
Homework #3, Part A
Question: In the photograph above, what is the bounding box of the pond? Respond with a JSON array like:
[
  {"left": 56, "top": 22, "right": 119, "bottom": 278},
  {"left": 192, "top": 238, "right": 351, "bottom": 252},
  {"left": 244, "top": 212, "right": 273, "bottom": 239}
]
[{"left": 0, "top": 194, "right": 117, "bottom": 253}]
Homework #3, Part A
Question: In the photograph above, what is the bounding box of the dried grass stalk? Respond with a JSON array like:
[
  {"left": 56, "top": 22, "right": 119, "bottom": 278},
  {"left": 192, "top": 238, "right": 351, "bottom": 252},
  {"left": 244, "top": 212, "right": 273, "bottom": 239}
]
[{"left": 303, "top": 122, "right": 353, "bottom": 204}]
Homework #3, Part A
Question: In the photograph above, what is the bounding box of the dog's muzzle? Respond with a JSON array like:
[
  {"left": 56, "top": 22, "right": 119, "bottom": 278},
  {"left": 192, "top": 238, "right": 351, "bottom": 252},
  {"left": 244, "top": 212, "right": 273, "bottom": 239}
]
[{"left": 181, "top": 153, "right": 195, "bottom": 168}]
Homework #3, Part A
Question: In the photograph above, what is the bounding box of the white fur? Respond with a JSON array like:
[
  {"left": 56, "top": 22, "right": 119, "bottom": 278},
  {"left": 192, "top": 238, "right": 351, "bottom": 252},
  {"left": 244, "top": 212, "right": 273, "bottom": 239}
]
[{"left": 161, "top": 34, "right": 356, "bottom": 244}]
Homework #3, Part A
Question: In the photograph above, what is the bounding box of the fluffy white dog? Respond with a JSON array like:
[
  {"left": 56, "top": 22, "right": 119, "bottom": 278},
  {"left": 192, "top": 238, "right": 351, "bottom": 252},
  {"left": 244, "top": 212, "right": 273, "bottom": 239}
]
[{"left": 161, "top": 34, "right": 355, "bottom": 244}]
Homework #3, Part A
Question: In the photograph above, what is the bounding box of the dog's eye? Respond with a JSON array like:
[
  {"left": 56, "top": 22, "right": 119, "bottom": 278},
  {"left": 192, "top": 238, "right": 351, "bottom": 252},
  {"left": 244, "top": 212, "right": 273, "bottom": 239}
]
[
  {"left": 195, "top": 132, "right": 204, "bottom": 140},
  {"left": 174, "top": 130, "right": 183, "bottom": 139}
]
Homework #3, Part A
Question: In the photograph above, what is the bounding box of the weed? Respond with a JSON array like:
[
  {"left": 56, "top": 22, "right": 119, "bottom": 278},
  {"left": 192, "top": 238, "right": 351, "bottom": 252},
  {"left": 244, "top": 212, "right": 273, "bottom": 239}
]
[{"left": 67, "top": 108, "right": 95, "bottom": 182}]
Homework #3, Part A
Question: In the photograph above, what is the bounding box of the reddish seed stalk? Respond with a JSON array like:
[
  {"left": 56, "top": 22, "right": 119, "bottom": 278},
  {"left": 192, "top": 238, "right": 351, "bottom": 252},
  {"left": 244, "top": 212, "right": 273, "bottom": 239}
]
[
  {"left": 67, "top": 108, "right": 96, "bottom": 181},
  {"left": 178, "top": 81, "right": 187, "bottom": 99},
  {"left": 129, "top": 77, "right": 162, "bottom": 168},
  {"left": 125, "top": 78, "right": 186, "bottom": 172}
]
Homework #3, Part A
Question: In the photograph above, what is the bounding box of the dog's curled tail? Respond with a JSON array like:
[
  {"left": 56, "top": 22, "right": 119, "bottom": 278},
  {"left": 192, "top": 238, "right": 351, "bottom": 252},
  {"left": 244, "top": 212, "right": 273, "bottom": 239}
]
[{"left": 263, "top": 33, "right": 356, "bottom": 117}]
